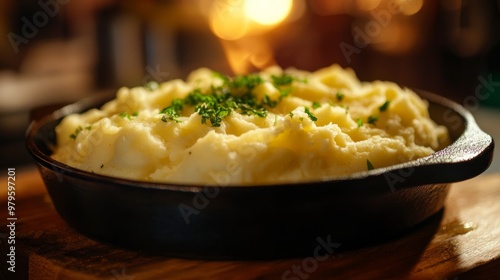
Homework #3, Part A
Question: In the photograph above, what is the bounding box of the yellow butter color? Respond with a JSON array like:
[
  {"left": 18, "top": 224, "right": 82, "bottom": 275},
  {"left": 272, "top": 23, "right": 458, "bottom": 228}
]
[{"left": 52, "top": 65, "right": 449, "bottom": 185}]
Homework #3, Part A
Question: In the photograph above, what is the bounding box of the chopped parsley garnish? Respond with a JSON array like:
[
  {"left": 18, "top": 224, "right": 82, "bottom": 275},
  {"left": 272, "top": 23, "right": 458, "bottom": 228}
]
[
  {"left": 213, "top": 71, "right": 230, "bottom": 83},
  {"left": 278, "top": 88, "right": 293, "bottom": 99},
  {"left": 271, "top": 73, "right": 307, "bottom": 99},
  {"left": 367, "top": 160, "right": 375, "bottom": 170},
  {"left": 231, "top": 74, "right": 263, "bottom": 91},
  {"left": 69, "top": 126, "right": 83, "bottom": 139},
  {"left": 304, "top": 107, "right": 317, "bottom": 122},
  {"left": 119, "top": 112, "right": 132, "bottom": 120},
  {"left": 312, "top": 101, "right": 321, "bottom": 109},
  {"left": 160, "top": 98, "right": 184, "bottom": 122},
  {"left": 119, "top": 112, "right": 138, "bottom": 120},
  {"left": 262, "top": 95, "right": 278, "bottom": 108},
  {"left": 356, "top": 118, "right": 363, "bottom": 127},
  {"left": 197, "top": 102, "right": 231, "bottom": 127},
  {"left": 159, "top": 72, "right": 301, "bottom": 127},
  {"left": 271, "top": 74, "right": 294, "bottom": 86},
  {"left": 289, "top": 112, "right": 294, "bottom": 118},
  {"left": 367, "top": 115, "right": 379, "bottom": 125},
  {"left": 336, "top": 92, "right": 344, "bottom": 101},
  {"left": 379, "top": 100, "right": 391, "bottom": 112},
  {"left": 70, "top": 125, "right": 92, "bottom": 139}
]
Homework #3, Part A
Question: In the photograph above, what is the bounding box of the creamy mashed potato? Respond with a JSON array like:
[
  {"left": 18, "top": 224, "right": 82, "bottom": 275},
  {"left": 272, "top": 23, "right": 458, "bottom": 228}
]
[{"left": 52, "top": 65, "right": 449, "bottom": 185}]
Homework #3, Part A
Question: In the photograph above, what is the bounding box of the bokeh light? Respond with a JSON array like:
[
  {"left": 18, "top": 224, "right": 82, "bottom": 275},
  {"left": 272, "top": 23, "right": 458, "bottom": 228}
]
[{"left": 243, "top": 0, "right": 293, "bottom": 26}]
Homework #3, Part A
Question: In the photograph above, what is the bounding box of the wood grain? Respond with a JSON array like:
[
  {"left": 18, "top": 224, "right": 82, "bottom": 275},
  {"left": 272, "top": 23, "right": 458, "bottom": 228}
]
[{"left": 1, "top": 168, "right": 499, "bottom": 279}]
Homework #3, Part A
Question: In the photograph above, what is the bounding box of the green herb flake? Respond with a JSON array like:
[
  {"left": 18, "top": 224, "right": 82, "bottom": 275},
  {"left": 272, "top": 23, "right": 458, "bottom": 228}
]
[
  {"left": 271, "top": 74, "right": 294, "bottom": 86},
  {"left": 304, "top": 107, "right": 318, "bottom": 122},
  {"left": 278, "top": 87, "right": 293, "bottom": 99},
  {"left": 85, "top": 125, "right": 92, "bottom": 130},
  {"left": 132, "top": 112, "right": 139, "bottom": 117},
  {"left": 119, "top": 112, "right": 132, "bottom": 120},
  {"left": 289, "top": 112, "right": 294, "bottom": 118},
  {"left": 262, "top": 95, "right": 278, "bottom": 108},
  {"left": 379, "top": 100, "right": 391, "bottom": 112},
  {"left": 367, "top": 160, "right": 375, "bottom": 171},
  {"left": 356, "top": 118, "right": 363, "bottom": 127},
  {"left": 158, "top": 73, "right": 306, "bottom": 127},
  {"left": 336, "top": 92, "right": 344, "bottom": 101},
  {"left": 213, "top": 71, "right": 230, "bottom": 83},
  {"left": 160, "top": 98, "right": 184, "bottom": 123},
  {"left": 69, "top": 126, "right": 83, "bottom": 139},
  {"left": 368, "top": 115, "right": 379, "bottom": 125},
  {"left": 312, "top": 101, "right": 321, "bottom": 109},
  {"left": 271, "top": 73, "right": 302, "bottom": 100},
  {"left": 231, "top": 74, "right": 263, "bottom": 91}
]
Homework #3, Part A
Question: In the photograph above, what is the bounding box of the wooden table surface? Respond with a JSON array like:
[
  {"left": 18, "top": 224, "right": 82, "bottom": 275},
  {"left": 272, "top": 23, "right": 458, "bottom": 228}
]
[{"left": 1, "top": 167, "right": 499, "bottom": 280}]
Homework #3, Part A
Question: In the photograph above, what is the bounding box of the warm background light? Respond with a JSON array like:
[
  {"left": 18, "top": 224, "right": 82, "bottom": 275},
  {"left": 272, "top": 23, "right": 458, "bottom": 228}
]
[
  {"left": 401, "top": 0, "right": 424, "bottom": 16},
  {"left": 208, "top": 0, "right": 296, "bottom": 74},
  {"left": 209, "top": 0, "right": 294, "bottom": 41},
  {"left": 243, "top": 0, "right": 293, "bottom": 26},
  {"left": 209, "top": 2, "right": 249, "bottom": 40}
]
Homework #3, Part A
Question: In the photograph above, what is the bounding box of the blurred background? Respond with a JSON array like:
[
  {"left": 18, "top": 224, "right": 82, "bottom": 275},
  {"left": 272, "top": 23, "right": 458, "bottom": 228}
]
[{"left": 1, "top": 0, "right": 499, "bottom": 171}]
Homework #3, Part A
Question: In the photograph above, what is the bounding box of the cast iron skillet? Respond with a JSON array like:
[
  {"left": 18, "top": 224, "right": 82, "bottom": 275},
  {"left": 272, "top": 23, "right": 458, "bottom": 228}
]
[{"left": 26, "top": 90, "right": 494, "bottom": 259}]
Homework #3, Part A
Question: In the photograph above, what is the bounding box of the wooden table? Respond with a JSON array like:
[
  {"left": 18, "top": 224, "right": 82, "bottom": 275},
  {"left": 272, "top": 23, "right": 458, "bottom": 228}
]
[{"left": 1, "top": 167, "right": 499, "bottom": 279}]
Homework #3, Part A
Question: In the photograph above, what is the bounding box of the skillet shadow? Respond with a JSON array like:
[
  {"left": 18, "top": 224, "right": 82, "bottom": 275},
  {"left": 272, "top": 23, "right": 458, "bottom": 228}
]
[{"left": 267, "top": 208, "right": 460, "bottom": 280}]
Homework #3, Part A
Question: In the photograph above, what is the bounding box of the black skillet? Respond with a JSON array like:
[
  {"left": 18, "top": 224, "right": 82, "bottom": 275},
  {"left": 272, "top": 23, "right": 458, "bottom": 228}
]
[{"left": 25, "top": 90, "right": 494, "bottom": 259}]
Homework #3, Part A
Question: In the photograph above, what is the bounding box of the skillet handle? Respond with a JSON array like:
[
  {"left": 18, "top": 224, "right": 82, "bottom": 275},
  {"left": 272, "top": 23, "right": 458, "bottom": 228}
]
[
  {"left": 423, "top": 114, "right": 494, "bottom": 180},
  {"left": 380, "top": 90, "right": 495, "bottom": 191},
  {"left": 395, "top": 117, "right": 493, "bottom": 191}
]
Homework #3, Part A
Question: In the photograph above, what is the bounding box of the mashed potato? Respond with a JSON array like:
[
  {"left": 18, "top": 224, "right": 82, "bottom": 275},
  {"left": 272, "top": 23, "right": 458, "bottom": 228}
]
[{"left": 52, "top": 65, "right": 449, "bottom": 185}]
